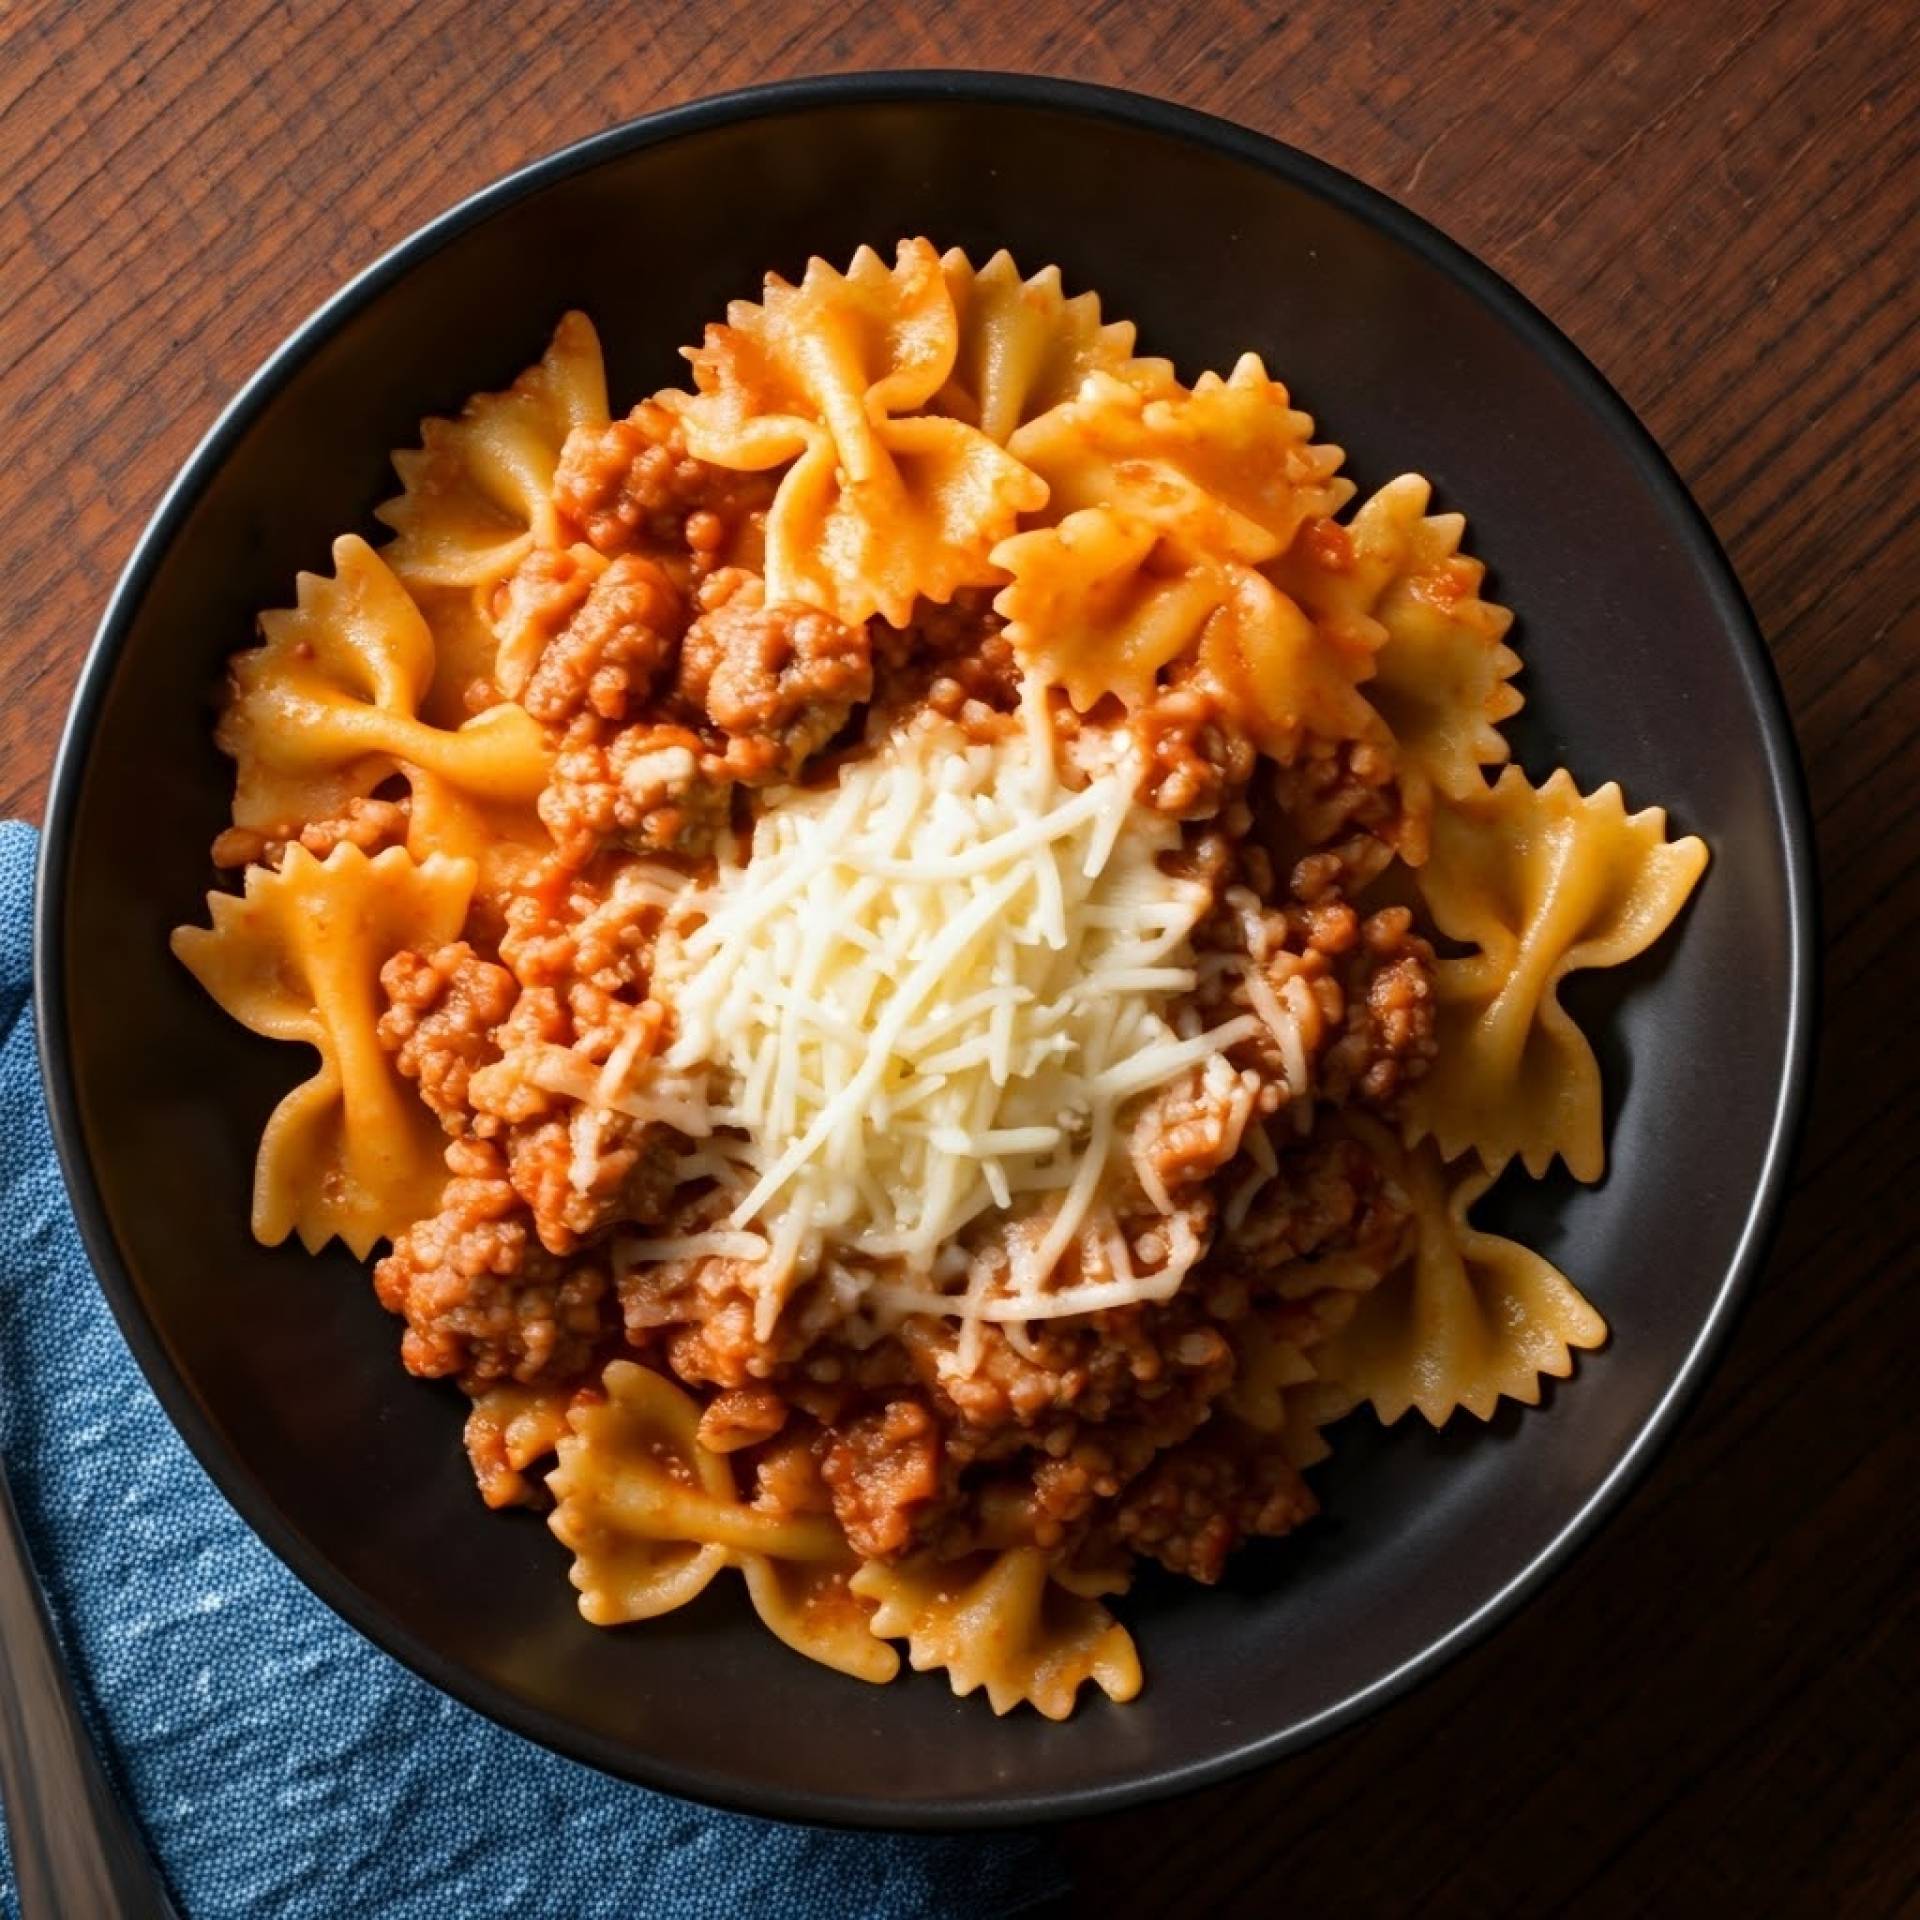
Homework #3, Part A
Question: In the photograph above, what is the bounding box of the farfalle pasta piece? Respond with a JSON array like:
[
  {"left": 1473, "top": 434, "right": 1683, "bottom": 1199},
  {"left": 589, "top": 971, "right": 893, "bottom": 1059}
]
[
  {"left": 1274, "top": 474, "right": 1521, "bottom": 844},
  {"left": 375, "top": 310, "right": 609, "bottom": 588},
  {"left": 548, "top": 1360, "right": 857, "bottom": 1631},
  {"left": 991, "top": 508, "right": 1213, "bottom": 709},
  {"left": 218, "top": 534, "right": 550, "bottom": 849},
  {"left": 1336, "top": 481, "right": 1521, "bottom": 798},
  {"left": 1315, "top": 1127, "right": 1607, "bottom": 1425},
  {"left": 1193, "top": 557, "right": 1385, "bottom": 757},
  {"left": 547, "top": 1361, "right": 735, "bottom": 1625},
  {"left": 464, "top": 1382, "right": 576, "bottom": 1509},
  {"left": 171, "top": 844, "right": 474, "bottom": 1256},
  {"left": 1405, "top": 767, "right": 1710, "bottom": 1181},
  {"left": 993, "top": 508, "right": 1383, "bottom": 752},
  {"left": 739, "top": 1555, "right": 901, "bottom": 1684},
  {"left": 934, "top": 247, "right": 1174, "bottom": 443},
  {"left": 1008, "top": 357, "right": 1351, "bottom": 566},
  {"left": 850, "top": 1548, "right": 1141, "bottom": 1720},
  {"left": 658, "top": 238, "right": 1047, "bottom": 626}
]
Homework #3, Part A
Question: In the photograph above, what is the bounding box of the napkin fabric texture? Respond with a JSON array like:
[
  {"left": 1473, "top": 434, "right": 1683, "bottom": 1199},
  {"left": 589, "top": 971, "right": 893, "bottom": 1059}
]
[{"left": 0, "top": 821, "right": 1057, "bottom": 1920}]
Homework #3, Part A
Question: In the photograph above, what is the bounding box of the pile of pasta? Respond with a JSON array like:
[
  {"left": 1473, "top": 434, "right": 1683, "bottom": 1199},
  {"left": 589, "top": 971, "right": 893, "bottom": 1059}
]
[{"left": 174, "top": 239, "right": 1706, "bottom": 1718}]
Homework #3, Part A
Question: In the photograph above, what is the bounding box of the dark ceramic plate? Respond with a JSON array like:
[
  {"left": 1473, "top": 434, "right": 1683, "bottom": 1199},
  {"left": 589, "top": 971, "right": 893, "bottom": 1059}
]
[{"left": 36, "top": 74, "right": 1815, "bottom": 1827}]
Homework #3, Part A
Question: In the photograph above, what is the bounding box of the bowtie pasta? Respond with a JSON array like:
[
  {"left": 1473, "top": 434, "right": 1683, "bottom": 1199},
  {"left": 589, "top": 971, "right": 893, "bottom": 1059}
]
[{"left": 174, "top": 240, "right": 1706, "bottom": 1718}]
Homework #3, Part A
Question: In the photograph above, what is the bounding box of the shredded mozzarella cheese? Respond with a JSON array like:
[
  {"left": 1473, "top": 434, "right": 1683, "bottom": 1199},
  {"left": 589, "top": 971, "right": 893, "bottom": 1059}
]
[{"left": 640, "top": 687, "right": 1258, "bottom": 1347}]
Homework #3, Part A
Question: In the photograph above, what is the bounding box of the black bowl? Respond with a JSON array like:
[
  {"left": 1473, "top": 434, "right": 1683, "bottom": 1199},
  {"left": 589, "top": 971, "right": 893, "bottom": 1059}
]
[{"left": 36, "top": 73, "right": 1816, "bottom": 1827}]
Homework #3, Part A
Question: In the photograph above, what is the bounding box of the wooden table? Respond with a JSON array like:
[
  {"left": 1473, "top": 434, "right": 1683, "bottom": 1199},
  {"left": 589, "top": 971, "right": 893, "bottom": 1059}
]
[{"left": 4, "top": 3, "right": 1915, "bottom": 1913}]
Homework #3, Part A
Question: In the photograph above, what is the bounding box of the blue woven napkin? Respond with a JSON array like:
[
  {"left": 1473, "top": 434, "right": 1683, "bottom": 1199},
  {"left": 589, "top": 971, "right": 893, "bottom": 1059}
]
[{"left": 0, "top": 821, "right": 1058, "bottom": 1920}]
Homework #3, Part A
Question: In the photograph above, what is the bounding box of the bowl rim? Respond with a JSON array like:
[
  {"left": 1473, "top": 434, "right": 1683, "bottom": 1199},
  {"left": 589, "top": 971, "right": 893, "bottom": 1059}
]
[{"left": 33, "top": 69, "right": 1819, "bottom": 1830}]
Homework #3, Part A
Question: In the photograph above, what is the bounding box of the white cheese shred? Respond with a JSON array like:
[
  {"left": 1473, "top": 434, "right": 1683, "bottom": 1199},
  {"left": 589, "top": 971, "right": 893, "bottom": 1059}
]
[{"left": 619, "top": 685, "right": 1254, "bottom": 1358}]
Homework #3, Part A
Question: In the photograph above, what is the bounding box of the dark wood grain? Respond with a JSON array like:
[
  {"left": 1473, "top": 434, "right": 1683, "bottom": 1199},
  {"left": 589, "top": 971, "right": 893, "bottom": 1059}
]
[{"left": 3, "top": 3, "right": 1916, "bottom": 1914}]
